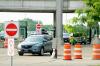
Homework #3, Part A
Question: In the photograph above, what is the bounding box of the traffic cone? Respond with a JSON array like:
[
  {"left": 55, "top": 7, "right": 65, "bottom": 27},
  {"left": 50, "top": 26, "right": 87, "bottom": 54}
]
[
  {"left": 92, "top": 44, "right": 100, "bottom": 60},
  {"left": 74, "top": 43, "right": 82, "bottom": 59},
  {"left": 51, "top": 48, "right": 57, "bottom": 59},
  {"left": 63, "top": 43, "right": 72, "bottom": 60},
  {"left": 4, "top": 38, "right": 8, "bottom": 48},
  {"left": 92, "top": 36, "right": 100, "bottom": 60}
]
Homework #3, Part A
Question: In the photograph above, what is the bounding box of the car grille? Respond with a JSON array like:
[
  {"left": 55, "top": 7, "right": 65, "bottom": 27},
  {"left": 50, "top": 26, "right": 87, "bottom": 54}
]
[{"left": 22, "top": 45, "right": 32, "bottom": 49}]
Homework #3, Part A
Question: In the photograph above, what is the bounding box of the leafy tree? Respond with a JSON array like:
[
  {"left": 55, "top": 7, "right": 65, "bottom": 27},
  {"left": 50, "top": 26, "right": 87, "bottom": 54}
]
[
  {"left": 64, "top": 24, "right": 87, "bottom": 35},
  {"left": 19, "top": 18, "right": 42, "bottom": 31},
  {"left": 42, "top": 25, "right": 53, "bottom": 31},
  {"left": 64, "top": 25, "right": 74, "bottom": 33},
  {"left": 0, "top": 23, "right": 4, "bottom": 31},
  {"left": 71, "top": 0, "right": 100, "bottom": 42},
  {"left": 19, "top": 18, "right": 53, "bottom": 32}
]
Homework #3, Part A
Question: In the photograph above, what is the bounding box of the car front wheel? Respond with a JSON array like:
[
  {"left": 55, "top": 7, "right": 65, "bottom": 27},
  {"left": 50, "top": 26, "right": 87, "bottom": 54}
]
[
  {"left": 50, "top": 51, "right": 53, "bottom": 55},
  {"left": 18, "top": 51, "right": 24, "bottom": 56},
  {"left": 39, "top": 48, "right": 44, "bottom": 56}
]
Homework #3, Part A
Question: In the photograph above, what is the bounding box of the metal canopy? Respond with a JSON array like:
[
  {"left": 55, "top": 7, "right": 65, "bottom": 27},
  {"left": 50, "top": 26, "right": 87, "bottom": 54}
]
[{"left": 0, "top": 0, "right": 85, "bottom": 12}]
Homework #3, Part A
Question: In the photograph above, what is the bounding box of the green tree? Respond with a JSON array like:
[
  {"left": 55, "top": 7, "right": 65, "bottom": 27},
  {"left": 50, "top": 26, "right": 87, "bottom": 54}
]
[
  {"left": 42, "top": 25, "right": 53, "bottom": 31},
  {"left": 64, "top": 24, "right": 87, "bottom": 35},
  {"left": 64, "top": 25, "right": 74, "bottom": 33},
  {"left": 0, "top": 23, "right": 4, "bottom": 31},
  {"left": 71, "top": 0, "right": 100, "bottom": 42},
  {"left": 19, "top": 18, "right": 43, "bottom": 31},
  {"left": 19, "top": 18, "right": 53, "bottom": 31}
]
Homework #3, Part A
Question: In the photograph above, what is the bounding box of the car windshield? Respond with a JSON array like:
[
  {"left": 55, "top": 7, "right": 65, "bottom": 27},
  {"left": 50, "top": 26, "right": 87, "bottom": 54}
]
[{"left": 25, "top": 35, "right": 43, "bottom": 42}]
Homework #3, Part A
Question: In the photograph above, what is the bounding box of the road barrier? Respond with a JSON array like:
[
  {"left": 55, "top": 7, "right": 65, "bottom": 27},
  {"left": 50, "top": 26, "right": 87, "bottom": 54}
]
[
  {"left": 92, "top": 36, "right": 100, "bottom": 60},
  {"left": 63, "top": 43, "right": 72, "bottom": 60},
  {"left": 51, "top": 48, "right": 57, "bottom": 59},
  {"left": 4, "top": 38, "right": 8, "bottom": 48},
  {"left": 74, "top": 43, "right": 82, "bottom": 59},
  {"left": 92, "top": 44, "right": 100, "bottom": 60}
]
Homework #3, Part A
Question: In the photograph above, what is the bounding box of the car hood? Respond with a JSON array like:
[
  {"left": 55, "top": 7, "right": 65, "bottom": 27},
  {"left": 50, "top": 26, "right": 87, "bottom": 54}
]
[{"left": 19, "top": 41, "right": 40, "bottom": 45}]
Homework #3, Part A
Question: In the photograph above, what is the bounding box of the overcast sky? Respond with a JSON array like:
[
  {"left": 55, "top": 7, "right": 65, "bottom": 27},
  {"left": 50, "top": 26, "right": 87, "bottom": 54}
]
[{"left": 0, "top": 12, "right": 77, "bottom": 25}]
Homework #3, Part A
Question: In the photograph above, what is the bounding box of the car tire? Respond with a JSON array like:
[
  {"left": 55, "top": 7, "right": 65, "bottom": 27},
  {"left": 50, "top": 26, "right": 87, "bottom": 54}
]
[
  {"left": 39, "top": 48, "right": 44, "bottom": 56},
  {"left": 50, "top": 51, "right": 53, "bottom": 55},
  {"left": 18, "top": 51, "right": 24, "bottom": 56}
]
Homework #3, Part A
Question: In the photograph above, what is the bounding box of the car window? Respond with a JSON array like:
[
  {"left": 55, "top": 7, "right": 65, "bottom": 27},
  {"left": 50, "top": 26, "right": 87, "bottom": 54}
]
[{"left": 44, "top": 35, "right": 52, "bottom": 41}]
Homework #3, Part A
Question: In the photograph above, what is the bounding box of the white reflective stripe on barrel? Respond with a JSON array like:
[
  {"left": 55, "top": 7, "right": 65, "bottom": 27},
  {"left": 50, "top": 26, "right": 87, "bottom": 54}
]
[
  {"left": 74, "top": 48, "right": 81, "bottom": 50},
  {"left": 63, "top": 53, "right": 71, "bottom": 55},
  {"left": 74, "top": 53, "right": 82, "bottom": 55},
  {"left": 93, "top": 49, "right": 100, "bottom": 51},
  {"left": 93, "top": 53, "right": 100, "bottom": 55},
  {"left": 64, "top": 49, "right": 71, "bottom": 51}
]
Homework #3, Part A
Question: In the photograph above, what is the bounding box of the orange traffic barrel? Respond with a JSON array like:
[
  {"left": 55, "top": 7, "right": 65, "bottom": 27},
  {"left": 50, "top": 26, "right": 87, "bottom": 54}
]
[
  {"left": 4, "top": 38, "right": 8, "bottom": 48},
  {"left": 74, "top": 43, "right": 82, "bottom": 59},
  {"left": 63, "top": 43, "right": 72, "bottom": 60},
  {"left": 92, "top": 44, "right": 100, "bottom": 60}
]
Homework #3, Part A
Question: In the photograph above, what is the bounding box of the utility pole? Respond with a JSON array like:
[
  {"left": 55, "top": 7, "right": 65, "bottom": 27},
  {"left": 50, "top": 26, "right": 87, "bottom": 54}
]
[
  {"left": 50, "top": 0, "right": 64, "bottom": 59},
  {"left": 55, "top": 0, "right": 63, "bottom": 58}
]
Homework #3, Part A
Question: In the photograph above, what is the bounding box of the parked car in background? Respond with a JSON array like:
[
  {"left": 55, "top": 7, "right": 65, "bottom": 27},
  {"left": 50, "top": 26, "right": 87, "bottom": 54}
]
[
  {"left": 17, "top": 35, "right": 53, "bottom": 56},
  {"left": 63, "top": 33, "right": 70, "bottom": 43},
  {"left": 73, "top": 33, "right": 87, "bottom": 45}
]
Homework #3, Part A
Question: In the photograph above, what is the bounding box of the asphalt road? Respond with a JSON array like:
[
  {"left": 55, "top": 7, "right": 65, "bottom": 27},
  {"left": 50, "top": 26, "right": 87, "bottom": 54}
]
[{"left": 0, "top": 45, "right": 100, "bottom": 66}]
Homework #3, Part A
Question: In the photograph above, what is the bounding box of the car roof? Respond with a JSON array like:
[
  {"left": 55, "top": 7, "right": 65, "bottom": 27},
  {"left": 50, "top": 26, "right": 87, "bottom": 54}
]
[{"left": 29, "top": 34, "right": 51, "bottom": 37}]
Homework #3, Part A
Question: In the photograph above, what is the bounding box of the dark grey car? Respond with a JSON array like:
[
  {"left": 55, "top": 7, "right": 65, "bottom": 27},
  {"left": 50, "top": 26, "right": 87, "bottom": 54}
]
[{"left": 17, "top": 35, "right": 53, "bottom": 56}]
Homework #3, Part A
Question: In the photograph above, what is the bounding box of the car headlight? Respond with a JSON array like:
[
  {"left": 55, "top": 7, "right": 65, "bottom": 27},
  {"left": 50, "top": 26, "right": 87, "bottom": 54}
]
[{"left": 17, "top": 44, "right": 22, "bottom": 50}]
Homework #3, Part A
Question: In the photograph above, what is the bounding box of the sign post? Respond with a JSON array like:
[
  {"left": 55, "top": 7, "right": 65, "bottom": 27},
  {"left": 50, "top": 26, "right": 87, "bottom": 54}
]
[
  {"left": 36, "top": 24, "right": 42, "bottom": 34},
  {"left": 5, "top": 21, "right": 19, "bottom": 66},
  {"left": 8, "top": 38, "right": 14, "bottom": 56},
  {"left": 8, "top": 38, "right": 14, "bottom": 66}
]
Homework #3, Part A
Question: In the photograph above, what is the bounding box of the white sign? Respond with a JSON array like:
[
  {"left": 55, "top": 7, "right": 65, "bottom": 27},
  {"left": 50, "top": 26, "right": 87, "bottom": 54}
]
[
  {"left": 5, "top": 21, "right": 19, "bottom": 38},
  {"left": 8, "top": 38, "right": 14, "bottom": 56},
  {"left": 36, "top": 28, "right": 42, "bottom": 34},
  {"left": 36, "top": 24, "right": 42, "bottom": 34}
]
